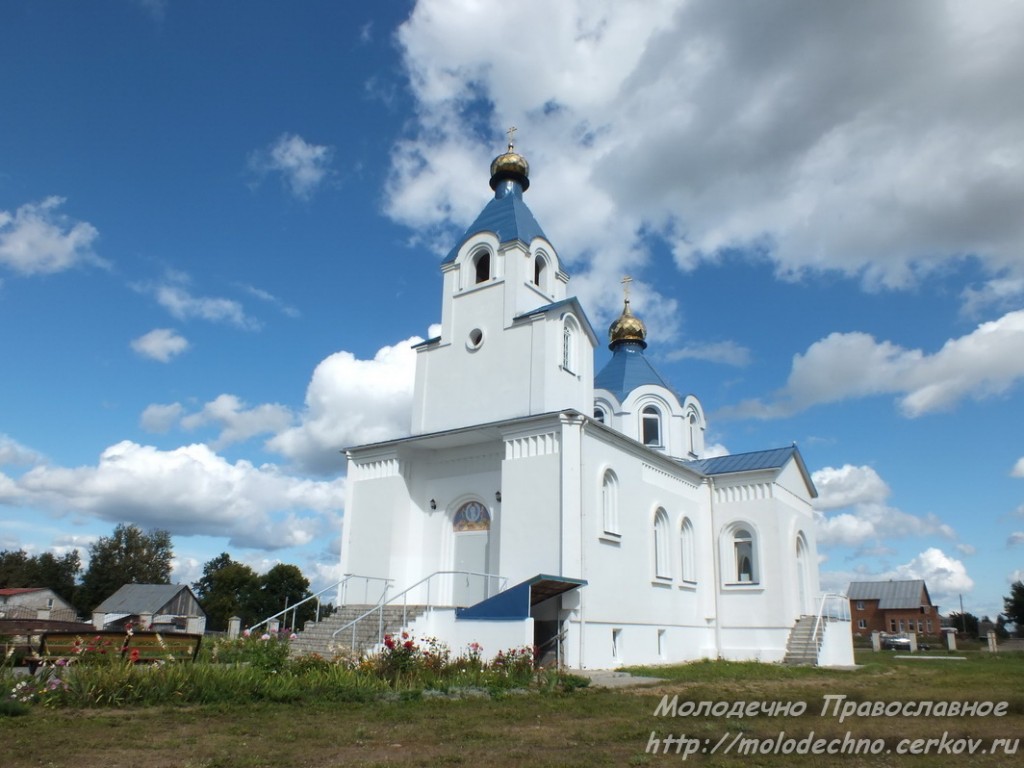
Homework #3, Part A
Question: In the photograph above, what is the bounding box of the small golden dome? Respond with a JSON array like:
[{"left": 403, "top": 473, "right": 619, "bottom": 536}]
[
  {"left": 609, "top": 299, "right": 647, "bottom": 349},
  {"left": 489, "top": 142, "right": 530, "bottom": 191}
]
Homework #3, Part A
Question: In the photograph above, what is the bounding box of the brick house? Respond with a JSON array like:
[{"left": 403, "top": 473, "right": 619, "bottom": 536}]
[{"left": 847, "top": 580, "right": 940, "bottom": 637}]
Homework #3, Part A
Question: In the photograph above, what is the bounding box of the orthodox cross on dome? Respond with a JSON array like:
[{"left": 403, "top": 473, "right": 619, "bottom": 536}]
[
  {"left": 506, "top": 125, "right": 517, "bottom": 150},
  {"left": 621, "top": 275, "right": 633, "bottom": 301}
]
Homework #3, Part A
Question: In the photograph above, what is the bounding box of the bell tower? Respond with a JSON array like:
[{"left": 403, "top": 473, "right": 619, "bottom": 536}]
[{"left": 410, "top": 138, "right": 596, "bottom": 435}]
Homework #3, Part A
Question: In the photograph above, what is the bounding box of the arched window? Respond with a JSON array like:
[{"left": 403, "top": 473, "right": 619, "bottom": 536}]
[
  {"left": 680, "top": 517, "right": 696, "bottom": 583},
  {"left": 562, "top": 315, "right": 578, "bottom": 373},
  {"left": 601, "top": 470, "right": 619, "bottom": 534},
  {"left": 653, "top": 508, "right": 671, "bottom": 579},
  {"left": 687, "top": 412, "right": 699, "bottom": 457},
  {"left": 653, "top": 508, "right": 671, "bottom": 578},
  {"left": 473, "top": 251, "right": 490, "bottom": 284},
  {"left": 593, "top": 407, "right": 606, "bottom": 424},
  {"left": 642, "top": 405, "right": 661, "bottom": 446},
  {"left": 534, "top": 255, "right": 546, "bottom": 287},
  {"left": 732, "top": 527, "right": 757, "bottom": 584}
]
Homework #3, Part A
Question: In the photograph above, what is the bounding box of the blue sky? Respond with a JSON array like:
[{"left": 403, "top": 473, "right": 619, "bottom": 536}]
[{"left": 2, "top": 1, "right": 1022, "bottom": 621}]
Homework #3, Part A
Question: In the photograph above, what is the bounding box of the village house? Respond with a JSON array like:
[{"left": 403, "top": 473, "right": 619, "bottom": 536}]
[{"left": 847, "top": 580, "right": 939, "bottom": 637}]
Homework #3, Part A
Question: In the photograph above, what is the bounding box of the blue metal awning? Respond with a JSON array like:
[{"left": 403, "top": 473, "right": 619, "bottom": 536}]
[{"left": 455, "top": 574, "right": 587, "bottom": 621}]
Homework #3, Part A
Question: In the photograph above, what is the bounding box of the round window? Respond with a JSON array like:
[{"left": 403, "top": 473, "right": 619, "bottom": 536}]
[{"left": 467, "top": 328, "right": 484, "bottom": 350}]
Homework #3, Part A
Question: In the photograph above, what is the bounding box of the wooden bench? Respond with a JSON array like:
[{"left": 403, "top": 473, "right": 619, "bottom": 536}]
[{"left": 26, "top": 630, "right": 202, "bottom": 673}]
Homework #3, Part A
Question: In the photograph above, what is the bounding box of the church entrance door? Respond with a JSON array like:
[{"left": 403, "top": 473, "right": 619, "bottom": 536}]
[{"left": 452, "top": 501, "right": 491, "bottom": 606}]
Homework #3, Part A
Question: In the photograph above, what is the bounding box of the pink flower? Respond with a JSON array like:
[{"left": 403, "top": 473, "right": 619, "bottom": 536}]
[
  {"left": 260, "top": 633, "right": 271, "bottom": 641},
  {"left": 242, "top": 629, "right": 251, "bottom": 638},
  {"left": 289, "top": 633, "right": 298, "bottom": 640}
]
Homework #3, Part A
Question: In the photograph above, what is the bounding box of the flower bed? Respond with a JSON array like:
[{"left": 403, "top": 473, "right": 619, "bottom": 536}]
[{"left": 3, "top": 631, "right": 585, "bottom": 711}]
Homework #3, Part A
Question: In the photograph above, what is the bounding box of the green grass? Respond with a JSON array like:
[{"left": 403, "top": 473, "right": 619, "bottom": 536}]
[{"left": 1, "top": 651, "right": 1021, "bottom": 767}]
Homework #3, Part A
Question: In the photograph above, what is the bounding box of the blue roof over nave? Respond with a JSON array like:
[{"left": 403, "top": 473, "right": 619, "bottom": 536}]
[
  {"left": 684, "top": 445, "right": 817, "bottom": 497},
  {"left": 443, "top": 180, "right": 549, "bottom": 264},
  {"left": 594, "top": 342, "right": 679, "bottom": 402}
]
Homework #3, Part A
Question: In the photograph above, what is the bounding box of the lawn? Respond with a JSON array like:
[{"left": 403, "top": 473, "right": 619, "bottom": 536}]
[{"left": 2, "top": 651, "right": 1022, "bottom": 767}]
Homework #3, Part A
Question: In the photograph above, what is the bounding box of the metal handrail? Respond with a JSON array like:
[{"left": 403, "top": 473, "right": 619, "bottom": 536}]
[
  {"left": 249, "top": 574, "right": 392, "bottom": 633},
  {"left": 331, "top": 569, "right": 508, "bottom": 649},
  {"left": 803, "top": 592, "right": 850, "bottom": 661}
]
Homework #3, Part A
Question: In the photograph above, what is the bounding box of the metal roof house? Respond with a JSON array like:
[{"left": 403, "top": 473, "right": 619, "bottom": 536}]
[
  {"left": 93, "top": 584, "right": 206, "bottom": 634},
  {"left": 0, "top": 587, "right": 78, "bottom": 623},
  {"left": 847, "top": 579, "right": 939, "bottom": 636}
]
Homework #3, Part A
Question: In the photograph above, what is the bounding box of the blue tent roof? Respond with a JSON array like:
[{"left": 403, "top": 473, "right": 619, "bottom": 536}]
[
  {"left": 594, "top": 342, "right": 678, "bottom": 402},
  {"left": 443, "top": 180, "right": 548, "bottom": 264}
]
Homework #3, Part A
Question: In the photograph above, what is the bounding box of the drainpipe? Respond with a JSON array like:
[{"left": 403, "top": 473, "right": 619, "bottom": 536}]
[
  {"left": 578, "top": 414, "right": 586, "bottom": 669},
  {"left": 709, "top": 475, "right": 722, "bottom": 658}
]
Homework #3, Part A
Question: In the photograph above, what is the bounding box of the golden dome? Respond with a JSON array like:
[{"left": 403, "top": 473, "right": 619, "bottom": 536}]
[
  {"left": 609, "top": 299, "right": 647, "bottom": 349},
  {"left": 489, "top": 142, "right": 530, "bottom": 191}
]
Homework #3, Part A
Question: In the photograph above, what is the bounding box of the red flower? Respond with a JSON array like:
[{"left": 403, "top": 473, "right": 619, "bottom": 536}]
[
  {"left": 130, "top": 648, "right": 140, "bottom": 662},
  {"left": 403, "top": 640, "right": 414, "bottom": 650},
  {"left": 383, "top": 635, "right": 396, "bottom": 650}
]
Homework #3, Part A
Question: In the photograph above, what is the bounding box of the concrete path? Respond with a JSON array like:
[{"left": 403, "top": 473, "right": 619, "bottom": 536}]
[{"left": 574, "top": 669, "right": 664, "bottom": 688}]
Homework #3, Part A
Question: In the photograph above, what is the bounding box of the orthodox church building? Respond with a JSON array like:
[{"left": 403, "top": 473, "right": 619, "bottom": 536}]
[{"left": 338, "top": 143, "right": 851, "bottom": 668}]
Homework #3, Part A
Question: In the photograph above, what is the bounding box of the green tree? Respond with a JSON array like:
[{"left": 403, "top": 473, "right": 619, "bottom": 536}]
[
  {"left": 78, "top": 524, "right": 173, "bottom": 612},
  {"left": 252, "top": 563, "right": 316, "bottom": 630},
  {"left": 0, "top": 549, "right": 81, "bottom": 605},
  {"left": 192, "top": 553, "right": 260, "bottom": 631},
  {"left": 1002, "top": 580, "right": 1024, "bottom": 637},
  {"left": 0, "top": 550, "right": 32, "bottom": 587},
  {"left": 947, "top": 611, "right": 979, "bottom": 637}
]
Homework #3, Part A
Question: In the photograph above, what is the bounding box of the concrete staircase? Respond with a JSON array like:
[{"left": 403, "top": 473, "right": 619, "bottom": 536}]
[
  {"left": 783, "top": 615, "right": 823, "bottom": 666},
  {"left": 289, "top": 603, "right": 428, "bottom": 658}
]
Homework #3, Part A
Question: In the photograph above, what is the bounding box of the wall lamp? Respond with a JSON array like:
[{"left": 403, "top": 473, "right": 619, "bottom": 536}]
[
  {"left": 495, "top": 491, "right": 502, "bottom": 502},
  {"left": 429, "top": 499, "right": 437, "bottom": 510}
]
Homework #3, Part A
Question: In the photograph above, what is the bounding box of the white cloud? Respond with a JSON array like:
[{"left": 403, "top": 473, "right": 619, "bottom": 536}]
[
  {"left": 251, "top": 134, "right": 334, "bottom": 200},
  {"left": 267, "top": 336, "right": 422, "bottom": 474},
  {"left": 131, "top": 328, "right": 189, "bottom": 362},
  {"left": 665, "top": 340, "right": 751, "bottom": 367},
  {"left": 955, "top": 543, "right": 977, "bottom": 556},
  {"left": 238, "top": 284, "right": 300, "bottom": 318},
  {"left": 1011, "top": 457, "right": 1024, "bottom": 478},
  {"left": 961, "top": 276, "right": 1024, "bottom": 318},
  {"left": 0, "top": 197, "right": 103, "bottom": 275},
  {"left": 388, "top": 0, "right": 1024, "bottom": 329},
  {"left": 180, "top": 394, "right": 294, "bottom": 449},
  {"left": 890, "top": 548, "right": 975, "bottom": 607},
  {"left": 811, "top": 464, "right": 889, "bottom": 511},
  {"left": 813, "top": 464, "right": 956, "bottom": 549},
  {"left": 720, "top": 310, "right": 1024, "bottom": 419},
  {"left": 821, "top": 547, "right": 974, "bottom": 609},
  {"left": 140, "top": 403, "right": 184, "bottom": 433},
  {"left": 171, "top": 556, "right": 202, "bottom": 586},
  {"left": 1008, "top": 532, "right": 1024, "bottom": 547},
  {"left": 13, "top": 441, "right": 344, "bottom": 550},
  {"left": 0, "top": 434, "right": 44, "bottom": 467},
  {"left": 154, "top": 283, "right": 259, "bottom": 330}
]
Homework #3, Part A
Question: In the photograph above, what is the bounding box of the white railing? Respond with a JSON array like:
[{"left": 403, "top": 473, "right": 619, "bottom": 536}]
[
  {"left": 331, "top": 570, "right": 508, "bottom": 649},
  {"left": 803, "top": 592, "right": 850, "bottom": 661},
  {"left": 249, "top": 574, "right": 393, "bottom": 634}
]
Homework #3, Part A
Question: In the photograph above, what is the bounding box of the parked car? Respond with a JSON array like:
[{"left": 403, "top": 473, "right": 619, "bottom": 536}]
[{"left": 882, "top": 635, "right": 912, "bottom": 650}]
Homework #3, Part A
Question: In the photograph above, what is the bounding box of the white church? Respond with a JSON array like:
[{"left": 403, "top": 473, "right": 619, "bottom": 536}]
[{"left": 337, "top": 142, "right": 852, "bottom": 668}]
